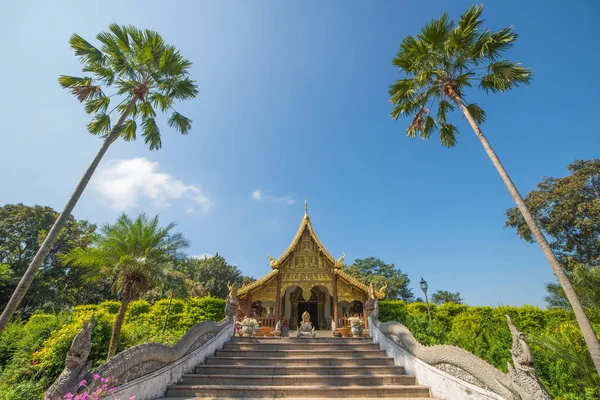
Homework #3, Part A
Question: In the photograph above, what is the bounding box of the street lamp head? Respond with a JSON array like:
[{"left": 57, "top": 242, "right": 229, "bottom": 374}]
[{"left": 419, "top": 277, "right": 428, "bottom": 293}]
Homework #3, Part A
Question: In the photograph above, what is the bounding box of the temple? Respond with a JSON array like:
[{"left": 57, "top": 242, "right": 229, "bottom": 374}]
[{"left": 237, "top": 201, "right": 386, "bottom": 330}]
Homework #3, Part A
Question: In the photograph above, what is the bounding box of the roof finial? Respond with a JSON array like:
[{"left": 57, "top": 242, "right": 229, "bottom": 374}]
[{"left": 304, "top": 198, "right": 308, "bottom": 217}]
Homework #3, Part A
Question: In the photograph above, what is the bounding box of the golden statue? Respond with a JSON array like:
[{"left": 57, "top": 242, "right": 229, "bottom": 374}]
[
  {"left": 301, "top": 310, "right": 311, "bottom": 324},
  {"left": 335, "top": 253, "right": 346, "bottom": 267},
  {"left": 268, "top": 253, "right": 278, "bottom": 269},
  {"left": 378, "top": 283, "right": 387, "bottom": 299},
  {"left": 368, "top": 283, "right": 375, "bottom": 299}
]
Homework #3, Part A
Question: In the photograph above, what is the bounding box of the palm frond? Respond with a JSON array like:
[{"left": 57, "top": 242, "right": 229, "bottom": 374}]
[
  {"left": 142, "top": 117, "right": 161, "bottom": 150},
  {"left": 479, "top": 61, "right": 533, "bottom": 93},
  {"left": 69, "top": 34, "right": 105, "bottom": 67},
  {"left": 58, "top": 75, "right": 92, "bottom": 89},
  {"left": 168, "top": 112, "right": 192, "bottom": 135},
  {"left": 437, "top": 99, "right": 455, "bottom": 123},
  {"left": 121, "top": 119, "right": 137, "bottom": 141},
  {"left": 84, "top": 96, "right": 110, "bottom": 114},
  {"left": 87, "top": 113, "right": 111, "bottom": 135},
  {"left": 418, "top": 13, "right": 453, "bottom": 49},
  {"left": 466, "top": 103, "right": 486, "bottom": 124},
  {"left": 439, "top": 123, "right": 458, "bottom": 147}
]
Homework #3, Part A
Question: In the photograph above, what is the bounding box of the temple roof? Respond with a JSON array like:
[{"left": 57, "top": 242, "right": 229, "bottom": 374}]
[
  {"left": 272, "top": 208, "right": 337, "bottom": 268},
  {"left": 238, "top": 202, "right": 386, "bottom": 299}
]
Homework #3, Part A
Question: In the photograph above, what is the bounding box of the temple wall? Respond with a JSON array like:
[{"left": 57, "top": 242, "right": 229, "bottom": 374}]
[{"left": 369, "top": 318, "right": 504, "bottom": 400}]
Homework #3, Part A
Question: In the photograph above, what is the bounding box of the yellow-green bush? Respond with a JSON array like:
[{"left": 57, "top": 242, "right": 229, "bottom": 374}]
[
  {"left": 0, "top": 296, "right": 226, "bottom": 400},
  {"left": 379, "top": 301, "right": 599, "bottom": 399}
]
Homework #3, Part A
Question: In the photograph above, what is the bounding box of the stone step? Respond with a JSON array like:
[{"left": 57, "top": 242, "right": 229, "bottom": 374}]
[
  {"left": 214, "top": 349, "right": 387, "bottom": 358},
  {"left": 180, "top": 374, "right": 417, "bottom": 386},
  {"left": 160, "top": 397, "right": 435, "bottom": 400},
  {"left": 222, "top": 342, "right": 381, "bottom": 351},
  {"left": 166, "top": 384, "right": 432, "bottom": 398},
  {"left": 229, "top": 337, "right": 372, "bottom": 344},
  {"left": 205, "top": 356, "right": 395, "bottom": 366},
  {"left": 194, "top": 364, "right": 406, "bottom": 376}
]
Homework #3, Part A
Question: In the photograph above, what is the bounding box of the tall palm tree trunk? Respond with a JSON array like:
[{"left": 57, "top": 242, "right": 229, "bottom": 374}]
[
  {"left": 0, "top": 100, "right": 137, "bottom": 337},
  {"left": 451, "top": 94, "right": 600, "bottom": 375},
  {"left": 107, "top": 296, "right": 131, "bottom": 359}
]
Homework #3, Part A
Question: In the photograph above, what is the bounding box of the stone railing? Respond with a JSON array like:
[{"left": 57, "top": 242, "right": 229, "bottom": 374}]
[
  {"left": 46, "top": 316, "right": 234, "bottom": 400},
  {"left": 368, "top": 315, "right": 551, "bottom": 400}
]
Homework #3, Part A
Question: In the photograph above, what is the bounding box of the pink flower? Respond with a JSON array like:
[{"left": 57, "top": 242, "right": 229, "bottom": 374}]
[
  {"left": 64, "top": 394, "right": 74, "bottom": 400},
  {"left": 129, "top": 396, "right": 136, "bottom": 400},
  {"left": 79, "top": 379, "right": 87, "bottom": 387},
  {"left": 93, "top": 374, "right": 100, "bottom": 380},
  {"left": 101, "top": 377, "right": 110, "bottom": 383}
]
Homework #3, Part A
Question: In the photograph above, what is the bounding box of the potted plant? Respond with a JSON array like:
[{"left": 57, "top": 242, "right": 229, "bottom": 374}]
[
  {"left": 240, "top": 317, "right": 258, "bottom": 336},
  {"left": 348, "top": 317, "right": 364, "bottom": 337}
]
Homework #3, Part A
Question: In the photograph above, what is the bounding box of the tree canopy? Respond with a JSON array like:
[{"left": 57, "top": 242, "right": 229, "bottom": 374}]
[
  {"left": 0, "top": 204, "right": 98, "bottom": 315},
  {"left": 176, "top": 254, "right": 245, "bottom": 299},
  {"left": 431, "top": 290, "right": 464, "bottom": 305},
  {"left": 506, "top": 159, "right": 600, "bottom": 270},
  {"left": 388, "top": 5, "right": 532, "bottom": 147},
  {"left": 343, "top": 257, "right": 413, "bottom": 301},
  {"left": 59, "top": 24, "right": 198, "bottom": 149}
]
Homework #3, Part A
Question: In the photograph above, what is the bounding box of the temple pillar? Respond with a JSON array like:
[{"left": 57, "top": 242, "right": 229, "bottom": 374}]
[
  {"left": 362, "top": 293, "right": 368, "bottom": 329},
  {"left": 274, "top": 271, "right": 282, "bottom": 321},
  {"left": 246, "top": 292, "right": 252, "bottom": 317},
  {"left": 332, "top": 270, "right": 339, "bottom": 327}
]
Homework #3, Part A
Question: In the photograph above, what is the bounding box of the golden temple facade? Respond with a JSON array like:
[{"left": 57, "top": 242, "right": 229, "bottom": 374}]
[{"left": 237, "top": 203, "right": 385, "bottom": 330}]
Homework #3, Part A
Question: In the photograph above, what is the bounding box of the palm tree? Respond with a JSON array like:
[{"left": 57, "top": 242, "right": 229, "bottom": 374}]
[
  {"left": 63, "top": 213, "right": 188, "bottom": 359},
  {"left": 0, "top": 24, "right": 198, "bottom": 336},
  {"left": 388, "top": 5, "right": 600, "bottom": 373}
]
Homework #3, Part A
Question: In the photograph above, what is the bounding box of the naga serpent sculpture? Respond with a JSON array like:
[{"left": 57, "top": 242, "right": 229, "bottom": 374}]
[{"left": 375, "top": 316, "right": 550, "bottom": 400}]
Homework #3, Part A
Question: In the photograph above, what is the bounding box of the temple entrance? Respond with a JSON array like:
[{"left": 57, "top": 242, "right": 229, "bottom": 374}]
[
  {"left": 284, "top": 285, "right": 331, "bottom": 330},
  {"left": 298, "top": 302, "right": 318, "bottom": 328}
]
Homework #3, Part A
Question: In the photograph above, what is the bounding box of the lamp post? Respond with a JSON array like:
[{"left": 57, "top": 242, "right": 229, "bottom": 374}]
[{"left": 420, "top": 277, "right": 432, "bottom": 322}]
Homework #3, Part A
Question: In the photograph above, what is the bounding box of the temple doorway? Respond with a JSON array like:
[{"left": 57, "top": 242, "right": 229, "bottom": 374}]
[
  {"left": 298, "top": 302, "right": 318, "bottom": 328},
  {"left": 284, "top": 285, "right": 331, "bottom": 330}
]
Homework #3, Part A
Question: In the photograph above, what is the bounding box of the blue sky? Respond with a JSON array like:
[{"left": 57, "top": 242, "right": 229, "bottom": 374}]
[{"left": 1, "top": 1, "right": 599, "bottom": 306}]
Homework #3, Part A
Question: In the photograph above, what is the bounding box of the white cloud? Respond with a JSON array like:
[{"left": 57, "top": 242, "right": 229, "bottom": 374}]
[
  {"left": 191, "top": 253, "right": 214, "bottom": 259},
  {"left": 93, "top": 158, "right": 212, "bottom": 213},
  {"left": 251, "top": 190, "right": 263, "bottom": 201},
  {"left": 251, "top": 189, "right": 295, "bottom": 205}
]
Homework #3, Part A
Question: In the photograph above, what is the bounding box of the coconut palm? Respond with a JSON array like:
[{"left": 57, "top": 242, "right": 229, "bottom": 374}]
[
  {"left": 0, "top": 24, "right": 198, "bottom": 336},
  {"left": 63, "top": 213, "right": 189, "bottom": 359},
  {"left": 388, "top": 5, "right": 600, "bottom": 373}
]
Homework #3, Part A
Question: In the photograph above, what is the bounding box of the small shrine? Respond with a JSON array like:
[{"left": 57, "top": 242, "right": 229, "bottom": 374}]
[{"left": 237, "top": 201, "right": 386, "bottom": 330}]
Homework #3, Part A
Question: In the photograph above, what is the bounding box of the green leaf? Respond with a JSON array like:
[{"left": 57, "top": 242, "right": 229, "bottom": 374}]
[
  {"left": 150, "top": 92, "right": 172, "bottom": 113},
  {"left": 479, "top": 61, "right": 533, "bottom": 93},
  {"left": 466, "top": 103, "right": 486, "bottom": 125},
  {"left": 69, "top": 34, "right": 105, "bottom": 67},
  {"left": 168, "top": 112, "right": 192, "bottom": 135},
  {"left": 87, "top": 113, "right": 111, "bottom": 135},
  {"left": 437, "top": 100, "right": 455, "bottom": 123},
  {"left": 58, "top": 75, "right": 92, "bottom": 89},
  {"left": 84, "top": 96, "right": 110, "bottom": 114},
  {"left": 439, "top": 123, "right": 458, "bottom": 147},
  {"left": 142, "top": 118, "right": 162, "bottom": 150},
  {"left": 421, "top": 116, "right": 437, "bottom": 139},
  {"left": 418, "top": 12, "right": 453, "bottom": 49},
  {"left": 139, "top": 101, "right": 157, "bottom": 119},
  {"left": 121, "top": 119, "right": 137, "bottom": 141}
]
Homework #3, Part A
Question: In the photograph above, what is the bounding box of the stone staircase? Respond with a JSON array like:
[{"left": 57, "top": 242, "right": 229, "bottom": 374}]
[{"left": 161, "top": 335, "right": 434, "bottom": 399}]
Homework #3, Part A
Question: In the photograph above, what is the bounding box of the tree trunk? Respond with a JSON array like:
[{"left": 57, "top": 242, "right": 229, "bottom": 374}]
[
  {"left": 0, "top": 100, "right": 137, "bottom": 337},
  {"left": 450, "top": 94, "right": 600, "bottom": 375},
  {"left": 162, "top": 293, "right": 173, "bottom": 335},
  {"left": 107, "top": 296, "right": 131, "bottom": 359}
]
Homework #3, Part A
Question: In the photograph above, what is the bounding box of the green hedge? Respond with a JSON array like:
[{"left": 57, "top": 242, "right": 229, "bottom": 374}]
[
  {"left": 0, "top": 296, "right": 225, "bottom": 400},
  {"left": 379, "top": 301, "right": 600, "bottom": 400}
]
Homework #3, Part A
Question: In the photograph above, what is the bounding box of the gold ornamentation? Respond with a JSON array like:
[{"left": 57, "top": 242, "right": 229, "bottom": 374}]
[
  {"left": 268, "top": 253, "right": 278, "bottom": 269},
  {"left": 335, "top": 253, "right": 346, "bottom": 269}
]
